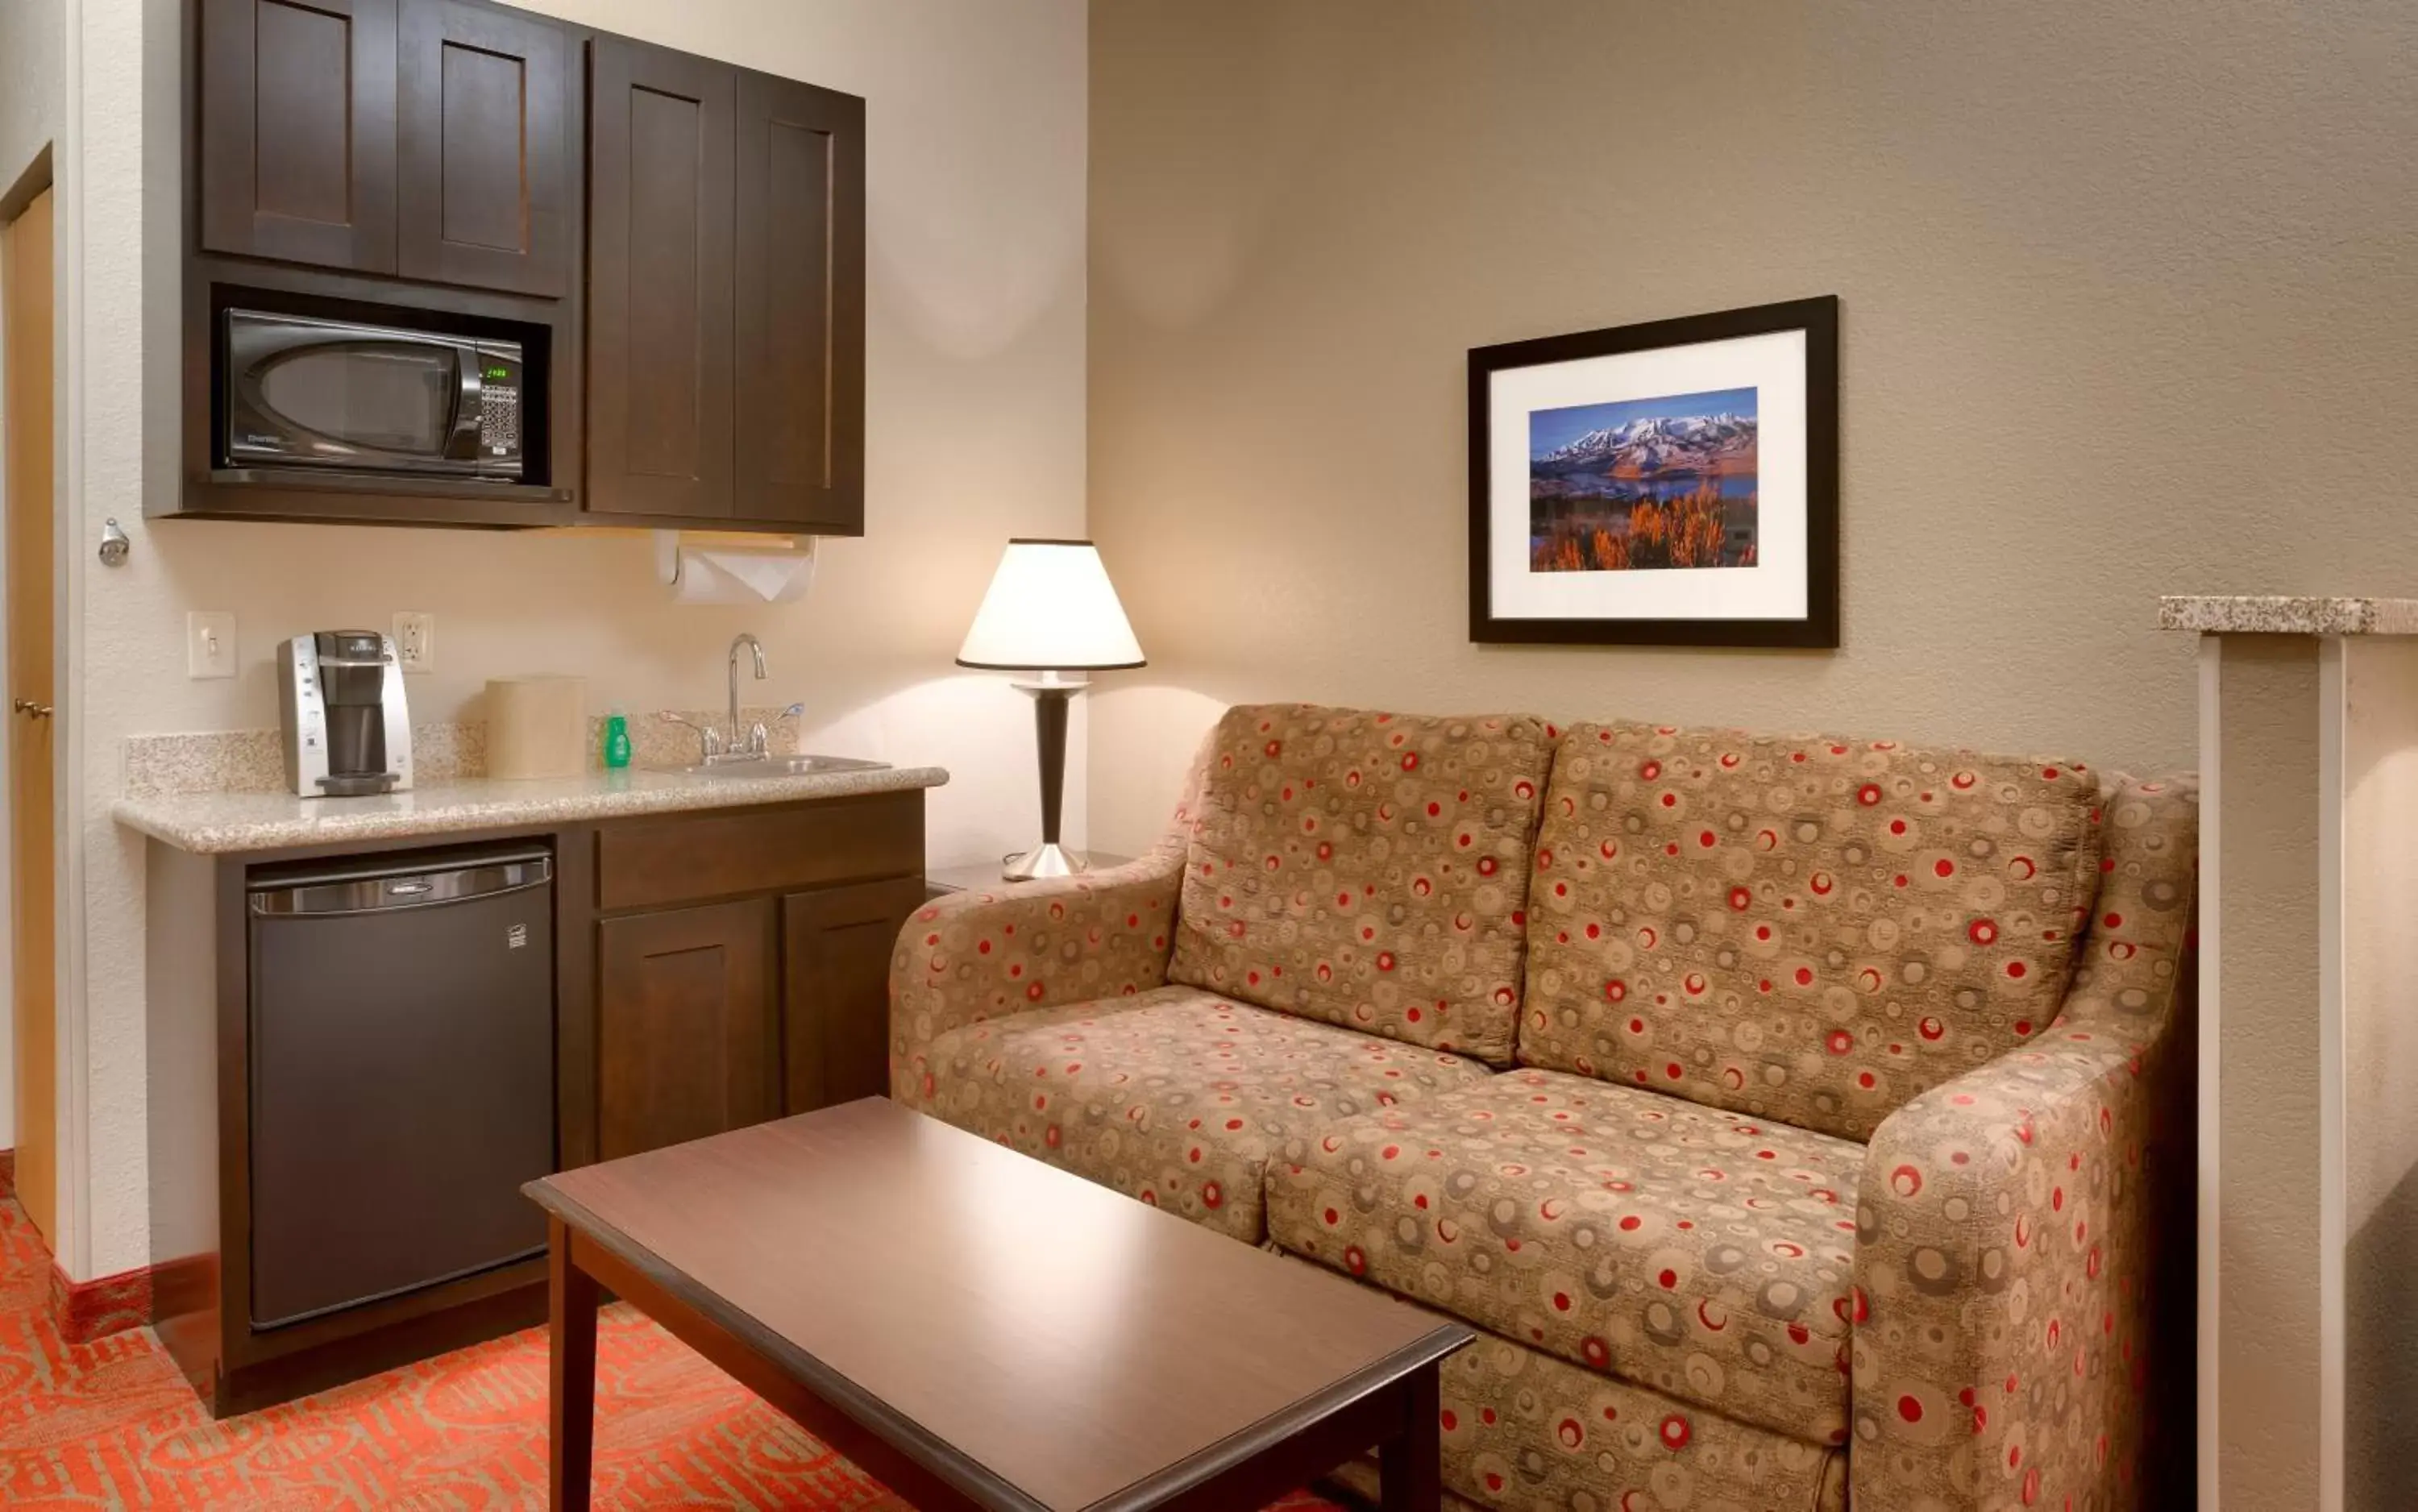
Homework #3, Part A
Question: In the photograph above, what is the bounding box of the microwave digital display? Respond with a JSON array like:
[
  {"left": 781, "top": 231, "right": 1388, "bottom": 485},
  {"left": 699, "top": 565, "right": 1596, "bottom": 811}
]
[{"left": 221, "top": 309, "right": 527, "bottom": 484}]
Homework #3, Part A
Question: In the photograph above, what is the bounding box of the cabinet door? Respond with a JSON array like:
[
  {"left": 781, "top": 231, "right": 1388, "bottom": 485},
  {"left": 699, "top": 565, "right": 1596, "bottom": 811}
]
[
  {"left": 199, "top": 0, "right": 398, "bottom": 272},
  {"left": 586, "top": 38, "right": 735, "bottom": 518},
  {"left": 395, "top": 0, "right": 571, "bottom": 296},
  {"left": 733, "top": 70, "right": 866, "bottom": 531},
  {"left": 598, "top": 899, "right": 774, "bottom": 1160},
  {"left": 781, "top": 877, "right": 924, "bottom": 1114}
]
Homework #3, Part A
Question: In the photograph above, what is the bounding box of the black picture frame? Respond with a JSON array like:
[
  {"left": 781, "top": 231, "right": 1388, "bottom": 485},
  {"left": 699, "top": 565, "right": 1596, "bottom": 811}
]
[{"left": 1468, "top": 295, "right": 1839, "bottom": 648}]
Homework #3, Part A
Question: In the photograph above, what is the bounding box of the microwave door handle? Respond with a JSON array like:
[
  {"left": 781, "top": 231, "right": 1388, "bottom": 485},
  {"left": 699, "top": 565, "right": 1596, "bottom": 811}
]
[{"left": 445, "top": 351, "right": 484, "bottom": 463}]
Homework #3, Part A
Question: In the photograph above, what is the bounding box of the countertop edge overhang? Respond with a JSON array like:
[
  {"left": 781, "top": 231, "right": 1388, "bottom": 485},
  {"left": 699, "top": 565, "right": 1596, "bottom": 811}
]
[
  {"left": 2158, "top": 595, "right": 2418, "bottom": 638},
  {"left": 114, "top": 765, "right": 952, "bottom": 854}
]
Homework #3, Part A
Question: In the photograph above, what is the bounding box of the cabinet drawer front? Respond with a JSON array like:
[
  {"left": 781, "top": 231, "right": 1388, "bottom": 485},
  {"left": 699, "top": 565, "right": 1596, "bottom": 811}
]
[{"left": 596, "top": 793, "right": 922, "bottom": 912}]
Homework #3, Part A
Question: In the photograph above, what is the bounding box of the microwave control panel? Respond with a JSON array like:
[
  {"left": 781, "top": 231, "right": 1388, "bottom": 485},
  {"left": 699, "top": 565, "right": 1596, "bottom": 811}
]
[
  {"left": 472, "top": 345, "right": 525, "bottom": 471},
  {"left": 476, "top": 353, "right": 523, "bottom": 462}
]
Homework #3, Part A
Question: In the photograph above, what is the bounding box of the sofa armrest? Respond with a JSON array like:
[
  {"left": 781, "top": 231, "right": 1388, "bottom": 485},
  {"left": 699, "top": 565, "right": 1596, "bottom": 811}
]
[
  {"left": 889, "top": 734, "right": 1211, "bottom": 1107},
  {"left": 1851, "top": 773, "right": 2196, "bottom": 1512}
]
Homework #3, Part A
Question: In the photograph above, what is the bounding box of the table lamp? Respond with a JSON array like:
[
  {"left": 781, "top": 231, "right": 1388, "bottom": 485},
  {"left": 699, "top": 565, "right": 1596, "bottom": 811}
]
[{"left": 957, "top": 539, "right": 1146, "bottom": 880}]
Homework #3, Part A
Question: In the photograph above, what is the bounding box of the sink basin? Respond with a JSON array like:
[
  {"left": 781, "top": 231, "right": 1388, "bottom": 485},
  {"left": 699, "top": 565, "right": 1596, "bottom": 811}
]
[{"left": 659, "top": 754, "right": 890, "bottom": 779}]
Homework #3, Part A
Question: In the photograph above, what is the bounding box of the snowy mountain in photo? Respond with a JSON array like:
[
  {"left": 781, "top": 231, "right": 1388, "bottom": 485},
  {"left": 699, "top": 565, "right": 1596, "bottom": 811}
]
[{"left": 1534, "top": 413, "right": 1758, "bottom": 476}]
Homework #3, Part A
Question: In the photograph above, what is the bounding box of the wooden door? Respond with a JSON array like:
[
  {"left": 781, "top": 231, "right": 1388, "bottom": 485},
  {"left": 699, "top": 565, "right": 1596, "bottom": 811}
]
[
  {"left": 198, "top": 0, "right": 399, "bottom": 272},
  {"left": 780, "top": 877, "right": 922, "bottom": 1115},
  {"left": 395, "top": 0, "right": 571, "bottom": 296},
  {"left": 596, "top": 899, "right": 772, "bottom": 1160},
  {"left": 3, "top": 190, "right": 56, "bottom": 1241},
  {"left": 586, "top": 38, "right": 734, "bottom": 519},
  {"left": 733, "top": 69, "right": 864, "bottom": 530}
]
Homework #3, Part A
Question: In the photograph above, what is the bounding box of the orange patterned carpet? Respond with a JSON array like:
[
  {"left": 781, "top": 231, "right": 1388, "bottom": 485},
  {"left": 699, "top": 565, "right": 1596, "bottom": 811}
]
[{"left": 0, "top": 1197, "right": 1344, "bottom": 1509}]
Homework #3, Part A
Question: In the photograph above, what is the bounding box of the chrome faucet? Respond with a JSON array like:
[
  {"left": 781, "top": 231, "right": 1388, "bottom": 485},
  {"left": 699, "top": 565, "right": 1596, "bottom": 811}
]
[
  {"left": 728, "top": 633, "right": 767, "bottom": 759},
  {"left": 656, "top": 635, "right": 790, "bottom": 766}
]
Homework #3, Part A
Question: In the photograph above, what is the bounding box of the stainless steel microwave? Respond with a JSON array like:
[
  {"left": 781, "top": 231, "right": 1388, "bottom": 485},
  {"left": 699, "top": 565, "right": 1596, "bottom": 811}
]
[{"left": 221, "top": 309, "right": 525, "bottom": 481}]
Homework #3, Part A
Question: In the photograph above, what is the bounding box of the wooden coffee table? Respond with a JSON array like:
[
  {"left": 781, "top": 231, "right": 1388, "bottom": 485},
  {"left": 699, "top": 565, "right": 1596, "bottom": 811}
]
[{"left": 526, "top": 1099, "right": 1473, "bottom": 1512}]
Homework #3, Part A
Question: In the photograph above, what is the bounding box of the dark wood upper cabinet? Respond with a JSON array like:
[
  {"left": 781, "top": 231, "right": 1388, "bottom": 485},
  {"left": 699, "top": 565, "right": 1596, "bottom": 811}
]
[
  {"left": 596, "top": 899, "right": 775, "bottom": 1161},
  {"left": 585, "top": 36, "right": 737, "bottom": 519},
  {"left": 199, "top": 0, "right": 399, "bottom": 272},
  {"left": 780, "top": 877, "right": 923, "bottom": 1115},
  {"left": 734, "top": 72, "right": 866, "bottom": 532},
  {"left": 395, "top": 0, "right": 572, "bottom": 297},
  {"left": 184, "top": 0, "right": 866, "bottom": 534},
  {"left": 587, "top": 44, "right": 866, "bottom": 530}
]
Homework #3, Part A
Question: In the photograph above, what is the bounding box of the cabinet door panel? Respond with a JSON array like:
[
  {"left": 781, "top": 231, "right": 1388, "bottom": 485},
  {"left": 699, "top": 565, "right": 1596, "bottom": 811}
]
[
  {"left": 200, "top": 0, "right": 398, "bottom": 272},
  {"left": 396, "top": 0, "right": 571, "bottom": 296},
  {"left": 587, "top": 38, "right": 735, "bottom": 518},
  {"left": 733, "top": 70, "right": 865, "bottom": 530},
  {"left": 781, "top": 878, "right": 924, "bottom": 1115},
  {"left": 598, "top": 899, "right": 773, "bottom": 1160}
]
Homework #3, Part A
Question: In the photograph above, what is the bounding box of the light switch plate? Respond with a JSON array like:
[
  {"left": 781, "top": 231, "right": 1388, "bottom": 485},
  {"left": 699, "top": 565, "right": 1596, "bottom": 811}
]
[
  {"left": 393, "top": 612, "right": 434, "bottom": 675},
  {"left": 186, "top": 611, "right": 235, "bottom": 679}
]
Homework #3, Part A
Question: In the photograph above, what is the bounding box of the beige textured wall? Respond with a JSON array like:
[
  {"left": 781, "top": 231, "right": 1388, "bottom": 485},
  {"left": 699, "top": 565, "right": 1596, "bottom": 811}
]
[
  {"left": 61, "top": 0, "right": 1088, "bottom": 1277},
  {"left": 1083, "top": 0, "right": 2418, "bottom": 852}
]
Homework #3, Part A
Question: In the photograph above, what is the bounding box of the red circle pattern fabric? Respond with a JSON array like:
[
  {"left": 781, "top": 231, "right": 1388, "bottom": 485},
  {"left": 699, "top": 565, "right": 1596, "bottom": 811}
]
[
  {"left": 1522, "top": 721, "right": 2107, "bottom": 1142},
  {"left": 1168, "top": 704, "right": 1557, "bottom": 1065}
]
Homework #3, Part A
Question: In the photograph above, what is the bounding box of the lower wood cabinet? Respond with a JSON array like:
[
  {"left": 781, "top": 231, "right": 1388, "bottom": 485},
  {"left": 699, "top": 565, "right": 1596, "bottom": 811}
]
[
  {"left": 780, "top": 877, "right": 926, "bottom": 1114},
  {"left": 596, "top": 898, "right": 775, "bottom": 1161},
  {"left": 583, "top": 791, "right": 925, "bottom": 1162}
]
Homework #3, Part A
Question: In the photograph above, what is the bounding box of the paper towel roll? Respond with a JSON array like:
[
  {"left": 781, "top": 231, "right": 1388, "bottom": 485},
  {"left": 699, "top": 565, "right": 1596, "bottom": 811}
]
[
  {"left": 486, "top": 675, "right": 588, "bottom": 779},
  {"left": 654, "top": 530, "right": 818, "bottom": 603}
]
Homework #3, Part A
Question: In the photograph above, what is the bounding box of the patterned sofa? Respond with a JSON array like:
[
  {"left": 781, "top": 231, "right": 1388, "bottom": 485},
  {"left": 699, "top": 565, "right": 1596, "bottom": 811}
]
[{"left": 891, "top": 704, "right": 2197, "bottom": 1511}]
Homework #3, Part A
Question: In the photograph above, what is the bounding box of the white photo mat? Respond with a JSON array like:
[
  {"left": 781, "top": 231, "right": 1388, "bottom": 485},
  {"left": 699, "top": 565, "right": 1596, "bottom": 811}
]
[{"left": 1488, "top": 328, "right": 1809, "bottom": 623}]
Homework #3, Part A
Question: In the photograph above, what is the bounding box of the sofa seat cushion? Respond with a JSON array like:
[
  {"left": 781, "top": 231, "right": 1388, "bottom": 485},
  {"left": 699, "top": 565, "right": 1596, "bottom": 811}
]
[
  {"left": 1167, "top": 704, "right": 1556, "bottom": 1064},
  {"left": 917, "top": 985, "right": 1497, "bottom": 1242},
  {"left": 1265, "top": 1068, "right": 1862, "bottom": 1445},
  {"left": 1523, "top": 720, "right": 2105, "bottom": 1140}
]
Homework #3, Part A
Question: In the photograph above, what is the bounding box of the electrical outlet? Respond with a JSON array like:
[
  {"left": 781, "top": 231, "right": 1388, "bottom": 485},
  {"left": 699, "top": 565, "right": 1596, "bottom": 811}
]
[
  {"left": 393, "top": 612, "right": 435, "bottom": 675},
  {"left": 186, "top": 611, "right": 235, "bottom": 679}
]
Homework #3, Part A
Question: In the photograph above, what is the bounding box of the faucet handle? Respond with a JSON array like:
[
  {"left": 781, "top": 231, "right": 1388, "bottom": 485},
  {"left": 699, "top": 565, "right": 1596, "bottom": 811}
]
[
  {"left": 658, "top": 711, "right": 723, "bottom": 762},
  {"left": 749, "top": 721, "right": 771, "bottom": 757}
]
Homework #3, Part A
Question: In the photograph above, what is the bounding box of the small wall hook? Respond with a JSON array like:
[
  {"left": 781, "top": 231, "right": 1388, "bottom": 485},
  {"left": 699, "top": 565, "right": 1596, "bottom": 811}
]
[{"left": 98, "top": 518, "right": 130, "bottom": 567}]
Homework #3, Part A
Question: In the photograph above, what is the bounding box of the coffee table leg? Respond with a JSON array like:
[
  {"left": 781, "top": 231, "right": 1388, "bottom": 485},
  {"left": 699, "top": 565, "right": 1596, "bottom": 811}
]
[
  {"left": 549, "top": 1215, "right": 600, "bottom": 1512},
  {"left": 1380, "top": 1360, "right": 1443, "bottom": 1512}
]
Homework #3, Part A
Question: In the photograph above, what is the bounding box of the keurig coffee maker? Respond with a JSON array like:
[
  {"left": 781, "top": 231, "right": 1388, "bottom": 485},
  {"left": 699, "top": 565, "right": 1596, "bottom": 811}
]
[{"left": 276, "top": 631, "right": 413, "bottom": 797}]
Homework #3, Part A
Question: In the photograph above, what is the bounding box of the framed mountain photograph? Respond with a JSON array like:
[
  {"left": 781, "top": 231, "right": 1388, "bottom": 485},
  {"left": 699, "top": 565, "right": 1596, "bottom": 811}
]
[{"left": 1469, "top": 297, "right": 1838, "bottom": 646}]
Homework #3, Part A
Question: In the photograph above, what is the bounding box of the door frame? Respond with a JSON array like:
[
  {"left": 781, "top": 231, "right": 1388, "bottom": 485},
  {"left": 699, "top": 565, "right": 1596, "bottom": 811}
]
[
  {"left": 1, "top": 136, "right": 79, "bottom": 1275},
  {"left": 0, "top": 151, "right": 47, "bottom": 1183}
]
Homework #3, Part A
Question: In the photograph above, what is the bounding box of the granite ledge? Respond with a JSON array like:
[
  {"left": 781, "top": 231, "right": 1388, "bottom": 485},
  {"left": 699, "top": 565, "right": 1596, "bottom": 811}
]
[
  {"left": 2159, "top": 596, "right": 2418, "bottom": 637},
  {"left": 113, "top": 764, "right": 950, "bottom": 855}
]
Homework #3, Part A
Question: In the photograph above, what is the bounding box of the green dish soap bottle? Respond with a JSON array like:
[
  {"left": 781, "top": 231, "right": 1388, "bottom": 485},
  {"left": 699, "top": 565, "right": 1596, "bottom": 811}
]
[{"left": 603, "top": 707, "right": 633, "bottom": 770}]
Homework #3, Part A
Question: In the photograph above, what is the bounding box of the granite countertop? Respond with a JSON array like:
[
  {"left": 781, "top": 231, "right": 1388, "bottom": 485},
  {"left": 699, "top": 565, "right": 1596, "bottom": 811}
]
[
  {"left": 2159, "top": 596, "right": 2418, "bottom": 636},
  {"left": 113, "top": 762, "right": 950, "bottom": 854}
]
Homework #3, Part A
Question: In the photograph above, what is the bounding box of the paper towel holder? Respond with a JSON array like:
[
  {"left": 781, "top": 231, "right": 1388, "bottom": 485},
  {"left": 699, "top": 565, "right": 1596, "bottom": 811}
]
[{"left": 653, "top": 529, "right": 819, "bottom": 603}]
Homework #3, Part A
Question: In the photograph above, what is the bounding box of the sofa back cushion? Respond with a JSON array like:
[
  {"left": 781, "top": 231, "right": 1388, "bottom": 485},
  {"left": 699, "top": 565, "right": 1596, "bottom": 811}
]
[
  {"left": 1167, "top": 704, "right": 1555, "bottom": 1064},
  {"left": 1520, "top": 720, "right": 2104, "bottom": 1140}
]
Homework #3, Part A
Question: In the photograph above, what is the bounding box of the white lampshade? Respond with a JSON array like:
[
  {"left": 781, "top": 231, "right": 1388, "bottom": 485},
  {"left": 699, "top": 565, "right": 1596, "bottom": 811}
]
[{"left": 956, "top": 539, "right": 1146, "bottom": 671}]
